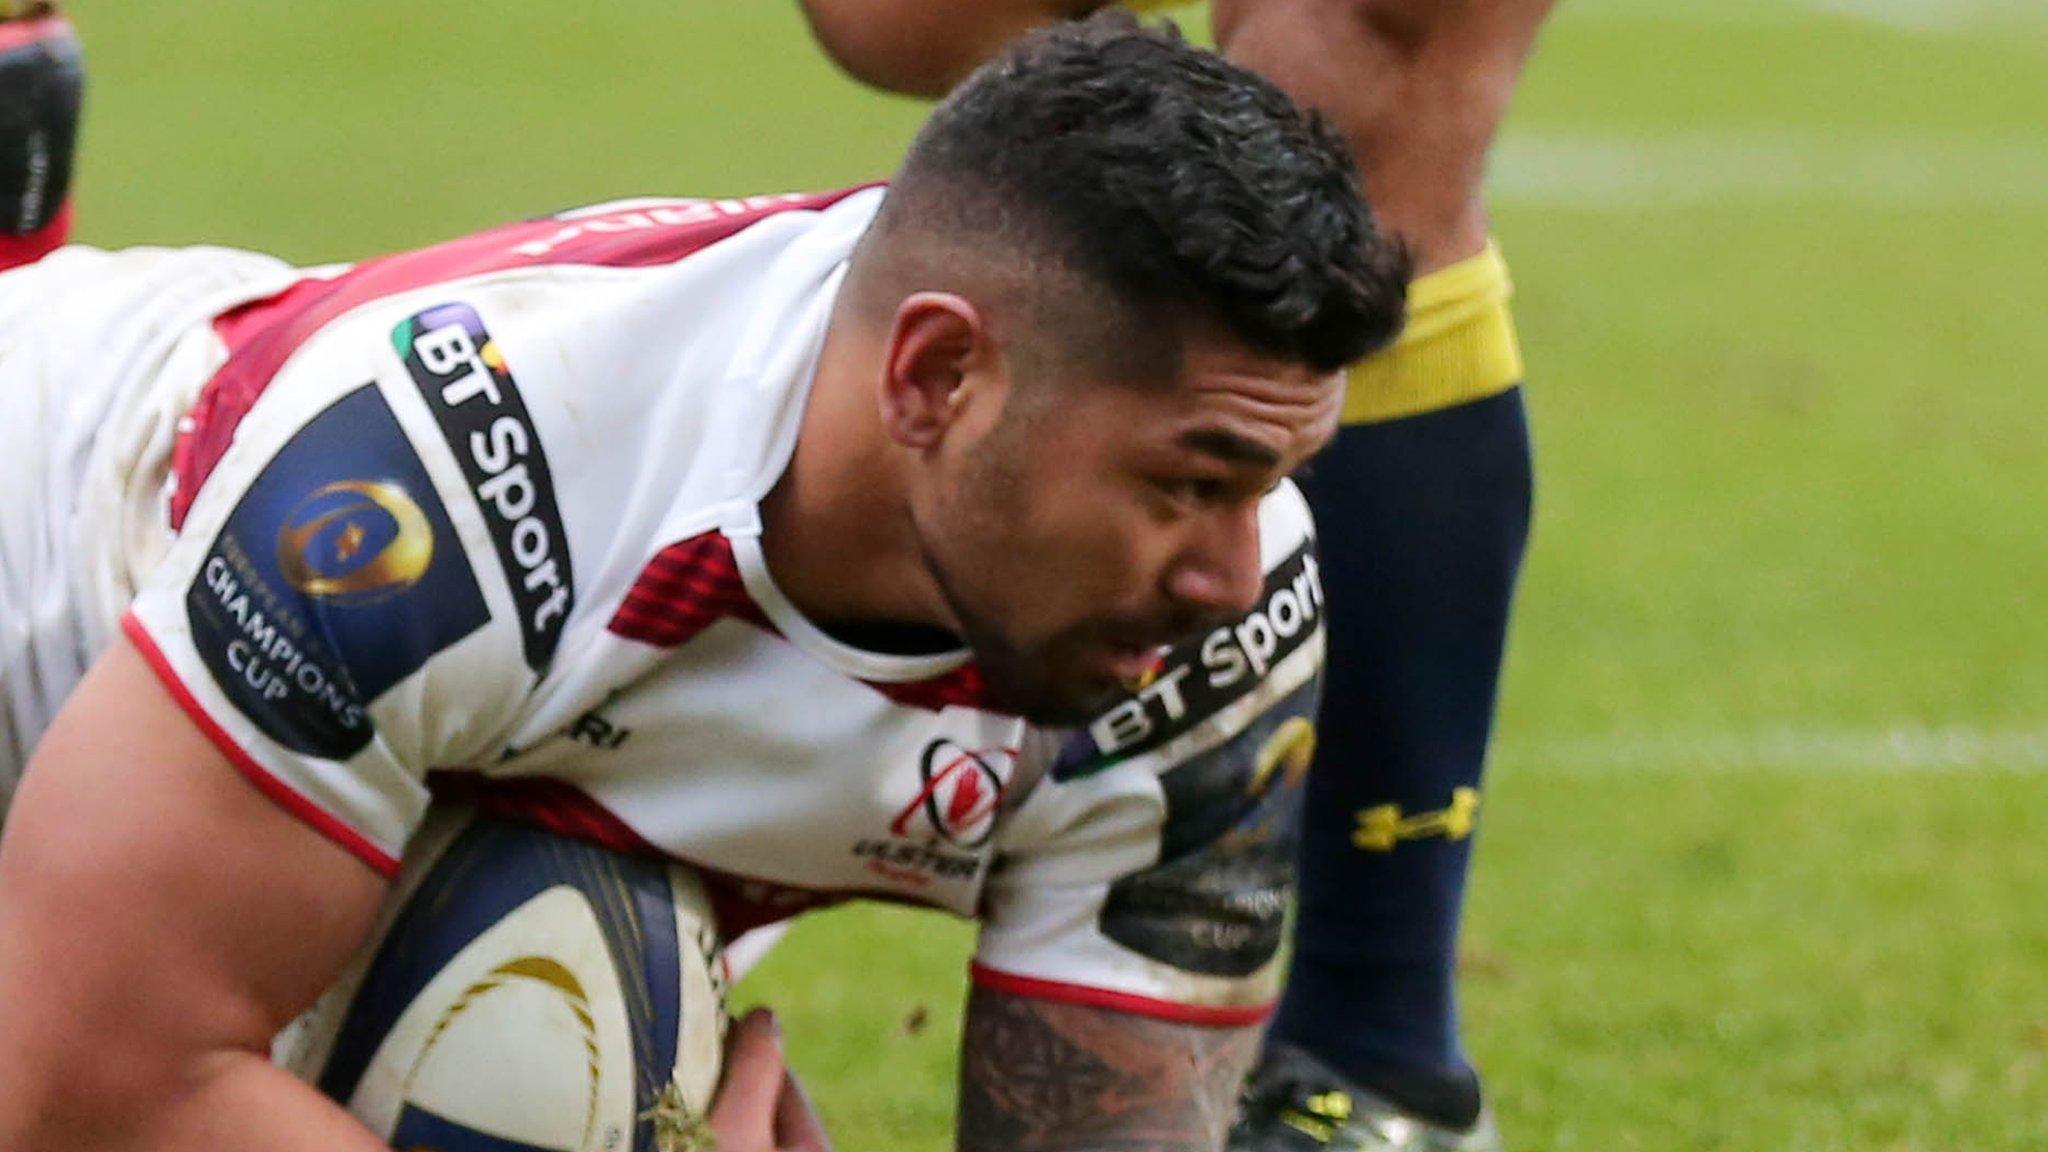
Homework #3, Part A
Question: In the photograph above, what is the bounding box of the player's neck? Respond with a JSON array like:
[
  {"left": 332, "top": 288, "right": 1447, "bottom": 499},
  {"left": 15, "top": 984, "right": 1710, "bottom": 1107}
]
[{"left": 759, "top": 323, "right": 957, "bottom": 637}]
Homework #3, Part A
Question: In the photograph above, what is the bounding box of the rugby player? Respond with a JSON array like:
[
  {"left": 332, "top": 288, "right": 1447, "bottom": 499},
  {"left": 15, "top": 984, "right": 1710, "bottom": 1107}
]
[
  {"left": 0, "top": 18, "right": 1409, "bottom": 1152},
  {"left": 798, "top": 1, "right": 1556, "bottom": 1146}
]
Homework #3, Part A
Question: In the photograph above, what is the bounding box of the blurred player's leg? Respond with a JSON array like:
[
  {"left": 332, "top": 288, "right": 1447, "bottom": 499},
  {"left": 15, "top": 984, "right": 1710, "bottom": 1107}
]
[
  {"left": 799, "top": 0, "right": 1082, "bottom": 97},
  {"left": 1262, "top": 251, "right": 1533, "bottom": 1141},
  {"left": 0, "top": 3, "right": 81, "bottom": 271},
  {"left": 1209, "top": 0, "right": 1554, "bottom": 1145}
]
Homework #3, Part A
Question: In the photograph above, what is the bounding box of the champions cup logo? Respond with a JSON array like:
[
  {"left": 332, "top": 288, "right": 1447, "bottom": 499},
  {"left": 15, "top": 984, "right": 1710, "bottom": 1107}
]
[
  {"left": 275, "top": 480, "right": 435, "bottom": 604},
  {"left": 890, "top": 739, "right": 1014, "bottom": 849},
  {"left": 185, "top": 385, "right": 487, "bottom": 760}
]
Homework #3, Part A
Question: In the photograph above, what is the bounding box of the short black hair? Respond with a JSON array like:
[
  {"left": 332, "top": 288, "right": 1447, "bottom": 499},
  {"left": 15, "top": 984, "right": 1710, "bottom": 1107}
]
[{"left": 870, "top": 11, "right": 1408, "bottom": 376}]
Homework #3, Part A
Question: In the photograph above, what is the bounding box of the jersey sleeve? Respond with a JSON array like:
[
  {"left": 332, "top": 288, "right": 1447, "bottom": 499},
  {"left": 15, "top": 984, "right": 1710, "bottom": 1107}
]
[
  {"left": 123, "top": 302, "right": 561, "bottom": 877},
  {"left": 972, "top": 484, "right": 1325, "bottom": 1025}
]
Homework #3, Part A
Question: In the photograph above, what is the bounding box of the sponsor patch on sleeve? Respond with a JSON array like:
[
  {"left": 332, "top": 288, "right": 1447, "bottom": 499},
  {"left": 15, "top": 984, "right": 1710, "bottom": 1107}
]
[
  {"left": 1054, "top": 538, "right": 1323, "bottom": 780},
  {"left": 1096, "top": 680, "right": 1320, "bottom": 978},
  {"left": 394, "top": 304, "right": 573, "bottom": 674},
  {"left": 183, "top": 385, "right": 490, "bottom": 759}
]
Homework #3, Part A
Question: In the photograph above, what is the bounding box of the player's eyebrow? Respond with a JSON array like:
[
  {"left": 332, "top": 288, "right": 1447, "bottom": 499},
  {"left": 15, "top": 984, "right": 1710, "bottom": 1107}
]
[{"left": 1178, "top": 428, "right": 1283, "bottom": 469}]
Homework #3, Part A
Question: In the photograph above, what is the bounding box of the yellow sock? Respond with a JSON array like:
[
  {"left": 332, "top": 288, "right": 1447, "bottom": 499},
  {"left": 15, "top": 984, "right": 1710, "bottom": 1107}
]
[{"left": 1343, "top": 240, "right": 1525, "bottom": 425}]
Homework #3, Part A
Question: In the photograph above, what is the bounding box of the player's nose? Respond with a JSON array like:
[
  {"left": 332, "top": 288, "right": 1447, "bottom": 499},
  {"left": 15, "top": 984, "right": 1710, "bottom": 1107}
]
[{"left": 1163, "top": 504, "right": 1264, "bottom": 624}]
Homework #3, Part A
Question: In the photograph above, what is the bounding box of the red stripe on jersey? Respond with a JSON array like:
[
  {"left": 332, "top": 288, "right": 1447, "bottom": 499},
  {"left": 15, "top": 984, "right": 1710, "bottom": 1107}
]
[
  {"left": 426, "top": 771, "right": 940, "bottom": 938},
  {"left": 120, "top": 612, "right": 404, "bottom": 879},
  {"left": 169, "top": 185, "right": 882, "bottom": 529},
  {"left": 612, "top": 532, "right": 1012, "bottom": 713},
  {"left": 968, "top": 963, "right": 1276, "bottom": 1028},
  {"left": 430, "top": 772, "right": 664, "bottom": 859},
  {"left": 864, "top": 664, "right": 1001, "bottom": 714},
  {"left": 608, "top": 530, "right": 769, "bottom": 648}
]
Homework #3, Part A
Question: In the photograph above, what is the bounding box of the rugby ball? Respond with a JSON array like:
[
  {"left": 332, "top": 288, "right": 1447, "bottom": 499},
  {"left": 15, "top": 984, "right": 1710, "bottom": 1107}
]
[{"left": 276, "top": 808, "right": 729, "bottom": 1152}]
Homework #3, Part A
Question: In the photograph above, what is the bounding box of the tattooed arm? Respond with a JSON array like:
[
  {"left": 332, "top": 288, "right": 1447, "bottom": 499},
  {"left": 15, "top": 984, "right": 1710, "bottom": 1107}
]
[{"left": 956, "top": 986, "right": 1260, "bottom": 1152}]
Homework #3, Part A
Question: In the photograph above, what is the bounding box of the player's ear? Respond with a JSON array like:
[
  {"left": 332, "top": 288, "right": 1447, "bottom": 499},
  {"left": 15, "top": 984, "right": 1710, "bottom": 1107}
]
[{"left": 878, "top": 291, "right": 996, "bottom": 450}]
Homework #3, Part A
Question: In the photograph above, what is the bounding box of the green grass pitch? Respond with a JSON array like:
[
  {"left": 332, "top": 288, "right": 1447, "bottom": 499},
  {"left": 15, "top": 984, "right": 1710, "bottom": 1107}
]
[{"left": 64, "top": 1, "right": 2048, "bottom": 1146}]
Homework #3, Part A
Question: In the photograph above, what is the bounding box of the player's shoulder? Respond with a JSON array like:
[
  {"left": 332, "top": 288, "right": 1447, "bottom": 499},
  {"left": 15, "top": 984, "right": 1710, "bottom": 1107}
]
[
  {"left": 163, "top": 189, "right": 889, "bottom": 713},
  {"left": 213, "top": 184, "right": 889, "bottom": 413},
  {"left": 199, "top": 183, "right": 889, "bottom": 539}
]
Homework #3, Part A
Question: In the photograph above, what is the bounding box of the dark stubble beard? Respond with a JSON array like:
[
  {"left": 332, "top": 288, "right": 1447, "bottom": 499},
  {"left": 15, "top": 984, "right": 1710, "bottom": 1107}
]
[
  {"left": 919, "top": 536, "right": 1124, "bottom": 727},
  {"left": 913, "top": 391, "right": 1129, "bottom": 726}
]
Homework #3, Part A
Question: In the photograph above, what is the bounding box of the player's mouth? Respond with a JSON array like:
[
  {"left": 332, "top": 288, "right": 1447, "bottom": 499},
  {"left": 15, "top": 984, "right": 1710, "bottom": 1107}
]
[{"left": 1098, "top": 642, "right": 1167, "bottom": 690}]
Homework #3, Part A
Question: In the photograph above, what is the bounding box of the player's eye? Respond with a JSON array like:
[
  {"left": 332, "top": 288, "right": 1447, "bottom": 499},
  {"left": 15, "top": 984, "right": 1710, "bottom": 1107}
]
[{"left": 1155, "top": 476, "right": 1229, "bottom": 507}]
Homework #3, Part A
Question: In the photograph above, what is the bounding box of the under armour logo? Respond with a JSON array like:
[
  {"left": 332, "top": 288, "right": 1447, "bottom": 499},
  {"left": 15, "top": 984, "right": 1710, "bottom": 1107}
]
[{"left": 1351, "top": 787, "right": 1481, "bottom": 852}]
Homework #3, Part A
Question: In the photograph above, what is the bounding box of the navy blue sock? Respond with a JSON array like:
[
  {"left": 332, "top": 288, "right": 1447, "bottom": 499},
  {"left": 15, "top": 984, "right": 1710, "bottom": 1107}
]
[{"left": 1272, "top": 386, "right": 1532, "bottom": 1126}]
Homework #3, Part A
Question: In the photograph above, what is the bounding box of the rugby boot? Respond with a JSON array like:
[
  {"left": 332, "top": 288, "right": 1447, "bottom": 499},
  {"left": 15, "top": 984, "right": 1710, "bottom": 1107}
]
[
  {"left": 0, "top": 2, "right": 83, "bottom": 268},
  {"left": 1229, "top": 1043, "right": 1503, "bottom": 1152}
]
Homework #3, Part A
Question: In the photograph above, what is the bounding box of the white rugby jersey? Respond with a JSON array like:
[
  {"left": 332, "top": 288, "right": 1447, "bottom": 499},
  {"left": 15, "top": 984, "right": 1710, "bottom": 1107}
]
[{"left": 100, "top": 188, "right": 1327, "bottom": 1024}]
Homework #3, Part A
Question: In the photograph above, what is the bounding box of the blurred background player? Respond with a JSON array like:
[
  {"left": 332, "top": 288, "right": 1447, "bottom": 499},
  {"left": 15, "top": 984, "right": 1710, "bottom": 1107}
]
[
  {"left": 796, "top": 0, "right": 1556, "bottom": 1147},
  {"left": 0, "top": 3, "right": 78, "bottom": 270}
]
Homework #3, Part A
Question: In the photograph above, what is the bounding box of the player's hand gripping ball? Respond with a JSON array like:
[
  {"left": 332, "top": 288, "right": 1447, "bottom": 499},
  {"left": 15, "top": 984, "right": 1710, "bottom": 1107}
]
[{"left": 705, "top": 1008, "right": 833, "bottom": 1152}]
